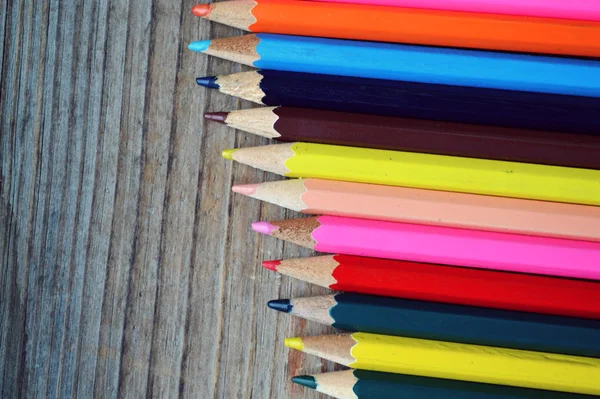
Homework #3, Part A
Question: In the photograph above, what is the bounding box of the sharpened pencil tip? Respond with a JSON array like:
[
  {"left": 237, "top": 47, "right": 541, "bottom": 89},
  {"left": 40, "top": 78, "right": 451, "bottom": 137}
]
[
  {"left": 291, "top": 376, "right": 317, "bottom": 390},
  {"left": 192, "top": 4, "right": 211, "bottom": 17},
  {"left": 232, "top": 183, "right": 258, "bottom": 196},
  {"left": 204, "top": 112, "right": 228, "bottom": 123},
  {"left": 221, "top": 149, "right": 237, "bottom": 160},
  {"left": 268, "top": 299, "right": 293, "bottom": 313},
  {"left": 188, "top": 40, "right": 211, "bottom": 53},
  {"left": 262, "top": 260, "right": 281, "bottom": 271},
  {"left": 196, "top": 76, "right": 220, "bottom": 89},
  {"left": 284, "top": 337, "right": 304, "bottom": 351},
  {"left": 251, "top": 221, "right": 277, "bottom": 235}
]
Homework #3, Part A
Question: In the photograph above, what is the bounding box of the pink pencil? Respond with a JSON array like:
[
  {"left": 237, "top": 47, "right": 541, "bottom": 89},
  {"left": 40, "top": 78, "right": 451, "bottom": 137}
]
[
  {"left": 304, "top": 0, "right": 600, "bottom": 22},
  {"left": 252, "top": 216, "right": 600, "bottom": 281}
]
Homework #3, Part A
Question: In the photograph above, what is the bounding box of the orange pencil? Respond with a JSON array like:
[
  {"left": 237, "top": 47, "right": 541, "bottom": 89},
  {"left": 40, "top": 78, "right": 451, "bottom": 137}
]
[{"left": 192, "top": 0, "right": 600, "bottom": 57}]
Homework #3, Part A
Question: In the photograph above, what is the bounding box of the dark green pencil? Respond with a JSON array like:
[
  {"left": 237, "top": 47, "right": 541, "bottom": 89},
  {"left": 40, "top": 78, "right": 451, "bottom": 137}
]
[{"left": 292, "top": 370, "right": 595, "bottom": 399}]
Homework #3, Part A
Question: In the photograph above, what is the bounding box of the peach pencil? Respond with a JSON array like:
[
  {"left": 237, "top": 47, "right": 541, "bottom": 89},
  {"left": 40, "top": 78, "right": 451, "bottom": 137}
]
[{"left": 233, "top": 179, "right": 600, "bottom": 242}]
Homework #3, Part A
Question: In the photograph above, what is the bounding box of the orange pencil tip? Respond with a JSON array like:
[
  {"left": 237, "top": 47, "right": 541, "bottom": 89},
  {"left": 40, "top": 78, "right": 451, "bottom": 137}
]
[
  {"left": 262, "top": 260, "right": 281, "bottom": 271},
  {"left": 192, "top": 4, "right": 211, "bottom": 17}
]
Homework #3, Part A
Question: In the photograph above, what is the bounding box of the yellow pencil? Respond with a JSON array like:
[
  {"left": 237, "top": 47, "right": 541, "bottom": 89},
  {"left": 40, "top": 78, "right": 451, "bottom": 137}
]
[
  {"left": 284, "top": 333, "right": 600, "bottom": 395},
  {"left": 222, "top": 143, "right": 600, "bottom": 206}
]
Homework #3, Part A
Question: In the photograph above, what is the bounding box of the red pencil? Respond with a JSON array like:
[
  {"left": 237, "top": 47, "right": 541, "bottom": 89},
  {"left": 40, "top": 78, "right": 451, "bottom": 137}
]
[{"left": 262, "top": 255, "right": 600, "bottom": 320}]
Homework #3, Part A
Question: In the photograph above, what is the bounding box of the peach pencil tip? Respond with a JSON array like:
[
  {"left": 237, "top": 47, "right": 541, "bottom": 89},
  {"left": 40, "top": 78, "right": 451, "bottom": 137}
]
[
  {"left": 188, "top": 40, "right": 210, "bottom": 52},
  {"left": 232, "top": 183, "right": 258, "bottom": 195},
  {"left": 262, "top": 259, "right": 281, "bottom": 271},
  {"left": 192, "top": 4, "right": 211, "bottom": 17},
  {"left": 251, "top": 221, "right": 277, "bottom": 235}
]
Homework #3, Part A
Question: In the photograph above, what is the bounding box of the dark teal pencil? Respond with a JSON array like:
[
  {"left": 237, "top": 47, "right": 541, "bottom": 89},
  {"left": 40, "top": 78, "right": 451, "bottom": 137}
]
[
  {"left": 268, "top": 292, "right": 600, "bottom": 357},
  {"left": 292, "top": 370, "right": 596, "bottom": 399}
]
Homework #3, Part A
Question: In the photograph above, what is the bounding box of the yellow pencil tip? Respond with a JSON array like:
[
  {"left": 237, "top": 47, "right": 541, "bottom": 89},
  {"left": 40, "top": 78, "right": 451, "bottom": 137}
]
[
  {"left": 284, "top": 337, "right": 304, "bottom": 351},
  {"left": 222, "top": 148, "right": 237, "bottom": 160}
]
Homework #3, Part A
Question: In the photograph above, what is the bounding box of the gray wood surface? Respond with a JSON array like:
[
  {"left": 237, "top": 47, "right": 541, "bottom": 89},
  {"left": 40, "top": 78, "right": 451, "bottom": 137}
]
[{"left": 0, "top": 1, "right": 339, "bottom": 397}]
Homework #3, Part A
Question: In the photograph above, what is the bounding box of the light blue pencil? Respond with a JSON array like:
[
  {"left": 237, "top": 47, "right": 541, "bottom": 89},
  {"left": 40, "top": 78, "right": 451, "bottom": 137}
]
[{"left": 189, "top": 33, "right": 600, "bottom": 98}]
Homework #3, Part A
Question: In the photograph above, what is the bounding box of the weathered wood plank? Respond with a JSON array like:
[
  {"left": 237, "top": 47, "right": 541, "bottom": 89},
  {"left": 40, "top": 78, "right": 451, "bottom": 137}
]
[{"left": 1, "top": 2, "right": 349, "bottom": 398}]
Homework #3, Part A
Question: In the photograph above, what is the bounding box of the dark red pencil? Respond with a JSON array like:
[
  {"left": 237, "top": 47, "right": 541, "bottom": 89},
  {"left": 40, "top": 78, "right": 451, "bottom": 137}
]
[
  {"left": 262, "top": 254, "right": 600, "bottom": 320},
  {"left": 205, "top": 106, "right": 600, "bottom": 169}
]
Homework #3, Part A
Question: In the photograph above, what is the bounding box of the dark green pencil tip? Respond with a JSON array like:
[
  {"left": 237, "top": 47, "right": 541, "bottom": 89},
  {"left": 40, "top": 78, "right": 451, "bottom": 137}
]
[
  {"left": 267, "top": 299, "right": 293, "bottom": 313},
  {"left": 196, "top": 76, "right": 219, "bottom": 89},
  {"left": 291, "top": 375, "right": 317, "bottom": 390}
]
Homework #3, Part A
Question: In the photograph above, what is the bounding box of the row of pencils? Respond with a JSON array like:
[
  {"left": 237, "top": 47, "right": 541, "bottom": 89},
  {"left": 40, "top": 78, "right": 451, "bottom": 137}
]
[{"left": 190, "top": 1, "right": 600, "bottom": 398}]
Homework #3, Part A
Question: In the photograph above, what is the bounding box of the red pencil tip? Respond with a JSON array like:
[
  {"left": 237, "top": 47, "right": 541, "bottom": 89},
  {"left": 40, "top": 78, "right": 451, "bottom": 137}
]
[
  {"left": 262, "top": 260, "right": 281, "bottom": 271},
  {"left": 192, "top": 4, "right": 211, "bottom": 17}
]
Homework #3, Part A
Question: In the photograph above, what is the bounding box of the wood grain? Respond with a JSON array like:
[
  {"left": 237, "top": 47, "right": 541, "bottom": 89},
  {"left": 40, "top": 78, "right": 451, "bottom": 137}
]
[{"left": 0, "top": 1, "right": 339, "bottom": 397}]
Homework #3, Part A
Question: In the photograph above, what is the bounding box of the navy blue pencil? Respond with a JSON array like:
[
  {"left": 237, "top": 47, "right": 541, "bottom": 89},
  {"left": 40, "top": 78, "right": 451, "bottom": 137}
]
[
  {"left": 268, "top": 293, "right": 600, "bottom": 357},
  {"left": 196, "top": 70, "right": 600, "bottom": 135}
]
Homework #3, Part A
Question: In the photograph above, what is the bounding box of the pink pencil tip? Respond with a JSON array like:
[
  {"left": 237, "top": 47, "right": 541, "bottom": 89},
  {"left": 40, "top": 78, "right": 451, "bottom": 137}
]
[
  {"left": 262, "top": 260, "right": 281, "bottom": 271},
  {"left": 192, "top": 4, "right": 211, "bottom": 17},
  {"left": 232, "top": 184, "right": 259, "bottom": 196},
  {"left": 252, "top": 221, "right": 277, "bottom": 235}
]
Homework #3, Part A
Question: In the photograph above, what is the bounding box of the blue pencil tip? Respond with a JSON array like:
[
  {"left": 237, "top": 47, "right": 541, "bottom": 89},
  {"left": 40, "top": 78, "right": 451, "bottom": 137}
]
[
  {"left": 188, "top": 40, "right": 211, "bottom": 53},
  {"left": 291, "top": 376, "right": 317, "bottom": 390},
  {"left": 196, "top": 76, "right": 220, "bottom": 89},
  {"left": 268, "top": 299, "right": 293, "bottom": 313}
]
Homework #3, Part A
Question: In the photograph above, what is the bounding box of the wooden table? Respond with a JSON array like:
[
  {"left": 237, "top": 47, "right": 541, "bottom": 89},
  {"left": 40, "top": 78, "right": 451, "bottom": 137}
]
[{"left": 0, "top": 1, "right": 338, "bottom": 397}]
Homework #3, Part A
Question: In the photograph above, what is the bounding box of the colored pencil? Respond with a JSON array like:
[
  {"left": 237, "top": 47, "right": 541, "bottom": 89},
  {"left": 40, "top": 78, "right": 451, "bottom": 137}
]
[
  {"left": 199, "top": 72, "right": 600, "bottom": 135},
  {"left": 206, "top": 107, "right": 600, "bottom": 168},
  {"left": 299, "top": 0, "right": 600, "bottom": 22},
  {"left": 292, "top": 370, "right": 596, "bottom": 399},
  {"left": 253, "top": 216, "right": 600, "bottom": 280},
  {"left": 232, "top": 179, "right": 600, "bottom": 242},
  {"left": 264, "top": 255, "right": 600, "bottom": 319},
  {"left": 188, "top": 34, "right": 600, "bottom": 97},
  {"left": 269, "top": 293, "right": 600, "bottom": 357},
  {"left": 222, "top": 143, "right": 600, "bottom": 206},
  {"left": 192, "top": 0, "right": 600, "bottom": 57},
  {"left": 284, "top": 333, "right": 600, "bottom": 394}
]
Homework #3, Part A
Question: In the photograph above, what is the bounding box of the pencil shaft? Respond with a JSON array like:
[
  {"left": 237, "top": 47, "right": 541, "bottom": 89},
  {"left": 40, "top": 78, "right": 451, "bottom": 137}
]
[
  {"left": 301, "top": 0, "right": 600, "bottom": 21},
  {"left": 208, "top": 0, "right": 600, "bottom": 57},
  {"left": 195, "top": 34, "right": 600, "bottom": 97},
  {"left": 204, "top": 71, "right": 600, "bottom": 135},
  {"left": 341, "top": 333, "right": 600, "bottom": 394}
]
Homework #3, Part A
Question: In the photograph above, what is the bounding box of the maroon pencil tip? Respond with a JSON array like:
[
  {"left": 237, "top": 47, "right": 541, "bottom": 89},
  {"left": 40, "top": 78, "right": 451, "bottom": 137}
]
[
  {"left": 262, "top": 260, "right": 281, "bottom": 271},
  {"left": 204, "top": 112, "right": 228, "bottom": 124}
]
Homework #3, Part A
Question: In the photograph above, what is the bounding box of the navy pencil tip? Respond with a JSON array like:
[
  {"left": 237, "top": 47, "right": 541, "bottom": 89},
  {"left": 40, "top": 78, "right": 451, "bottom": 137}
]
[
  {"left": 291, "top": 375, "right": 317, "bottom": 390},
  {"left": 196, "top": 76, "right": 220, "bottom": 89},
  {"left": 267, "top": 299, "right": 293, "bottom": 313}
]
